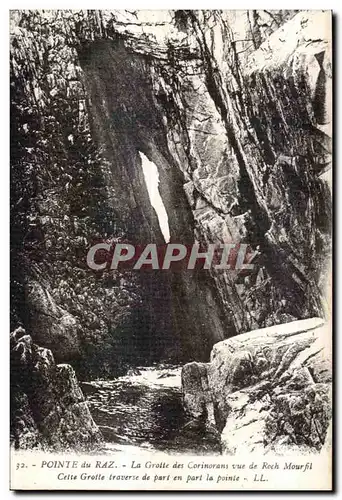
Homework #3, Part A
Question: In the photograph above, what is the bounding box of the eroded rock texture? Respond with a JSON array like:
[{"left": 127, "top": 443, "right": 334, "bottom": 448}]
[
  {"left": 182, "top": 318, "right": 332, "bottom": 455},
  {"left": 10, "top": 327, "right": 102, "bottom": 450},
  {"left": 10, "top": 11, "right": 332, "bottom": 373}
]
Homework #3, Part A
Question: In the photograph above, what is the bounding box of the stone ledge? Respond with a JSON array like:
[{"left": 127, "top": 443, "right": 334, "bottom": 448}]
[{"left": 182, "top": 318, "right": 332, "bottom": 455}]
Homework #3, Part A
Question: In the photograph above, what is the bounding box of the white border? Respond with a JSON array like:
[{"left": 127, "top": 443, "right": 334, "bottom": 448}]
[{"left": 3, "top": 2, "right": 340, "bottom": 498}]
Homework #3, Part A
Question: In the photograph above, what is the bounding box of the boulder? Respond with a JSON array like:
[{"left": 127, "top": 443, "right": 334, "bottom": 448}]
[
  {"left": 182, "top": 362, "right": 213, "bottom": 422},
  {"left": 25, "top": 280, "right": 81, "bottom": 362},
  {"left": 10, "top": 327, "right": 103, "bottom": 451},
  {"left": 182, "top": 318, "right": 332, "bottom": 455}
]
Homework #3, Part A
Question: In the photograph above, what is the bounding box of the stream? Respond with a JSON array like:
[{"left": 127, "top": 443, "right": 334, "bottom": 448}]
[{"left": 81, "top": 365, "right": 221, "bottom": 455}]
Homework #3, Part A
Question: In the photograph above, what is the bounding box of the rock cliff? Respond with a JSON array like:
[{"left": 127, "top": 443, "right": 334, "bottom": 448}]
[
  {"left": 10, "top": 11, "right": 331, "bottom": 374},
  {"left": 11, "top": 10, "right": 331, "bottom": 390},
  {"left": 182, "top": 317, "right": 332, "bottom": 455}
]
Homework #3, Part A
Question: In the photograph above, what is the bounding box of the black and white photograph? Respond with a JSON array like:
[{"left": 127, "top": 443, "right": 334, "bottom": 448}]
[{"left": 9, "top": 9, "right": 332, "bottom": 491}]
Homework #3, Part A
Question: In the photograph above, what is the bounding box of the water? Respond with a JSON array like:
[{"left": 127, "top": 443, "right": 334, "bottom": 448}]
[{"left": 82, "top": 365, "right": 221, "bottom": 455}]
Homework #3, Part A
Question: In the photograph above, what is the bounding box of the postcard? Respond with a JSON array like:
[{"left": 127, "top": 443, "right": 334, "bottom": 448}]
[{"left": 10, "top": 9, "right": 332, "bottom": 491}]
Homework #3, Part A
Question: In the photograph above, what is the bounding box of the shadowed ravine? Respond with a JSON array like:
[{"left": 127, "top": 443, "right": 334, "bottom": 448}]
[{"left": 82, "top": 366, "right": 221, "bottom": 455}]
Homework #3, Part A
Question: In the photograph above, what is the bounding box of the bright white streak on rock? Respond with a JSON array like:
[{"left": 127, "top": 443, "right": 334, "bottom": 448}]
[{"left": 139, "top": 152, "right": 170, "bottom": 243}]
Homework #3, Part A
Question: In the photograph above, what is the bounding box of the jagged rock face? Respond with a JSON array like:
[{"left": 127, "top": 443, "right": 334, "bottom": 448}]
[
  {"left": 182, "top": 318, "right": 332, "bottom": 455},
  {"left": 153, "top": 10, "right": 332, "bottom": 332},
  {"left": 78, "top": 37, "right": 229, "bottom": 360},
  {"left": 10, "top": 10, "right": 332, "bottom": 372},
  {"left": 10, "top": 327, "right": 102, "bottom": 451}
]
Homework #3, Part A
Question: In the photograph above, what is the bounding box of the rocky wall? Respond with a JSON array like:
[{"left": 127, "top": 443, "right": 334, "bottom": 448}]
[{"left": 10, "top": 10, "right": 332, "bottom": 372}]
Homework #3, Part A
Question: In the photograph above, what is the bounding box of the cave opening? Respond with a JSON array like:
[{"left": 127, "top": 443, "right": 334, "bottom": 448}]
[
  {"left": 139, "top": 152, "right": 170, "bottom": 243},
  {"left": 76, "top": 40, "right": 232, "bottom": 365}
]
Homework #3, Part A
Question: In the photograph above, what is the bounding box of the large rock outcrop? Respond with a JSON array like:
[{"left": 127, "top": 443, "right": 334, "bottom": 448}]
[
  {"left": 182, "top": 317, "right": 332, "bottom": 455},
  {"left": 10, "top": 10, "right": 332, "bottom": 373},
  {"left": 10, "top": 327, "right": 102, "bottom": 451}
]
